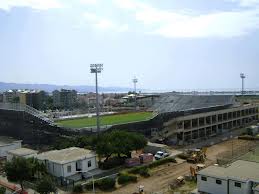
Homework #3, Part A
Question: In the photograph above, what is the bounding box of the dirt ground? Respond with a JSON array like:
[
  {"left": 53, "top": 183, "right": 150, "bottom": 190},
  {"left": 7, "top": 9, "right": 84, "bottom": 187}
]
[{"left": 92, "top": 139, "right": 252, "bottom": 194}]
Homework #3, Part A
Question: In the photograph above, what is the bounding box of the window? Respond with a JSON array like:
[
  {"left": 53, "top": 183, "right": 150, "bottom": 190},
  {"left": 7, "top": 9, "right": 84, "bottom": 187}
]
[
  {"left": 201, "top": 176, "right": 207, "bottom": 181},
  {"left": 67, "top": 165, "right": 71, "bottom": 173},
  {"left": 88, "top": 160, "right": 92, "bottom": 168},
  {"left": 216, "top": 180, "right": 222, "bottom": 185},
  {"left": 235, "top": 182, "right": 241, "bottom": 188}
]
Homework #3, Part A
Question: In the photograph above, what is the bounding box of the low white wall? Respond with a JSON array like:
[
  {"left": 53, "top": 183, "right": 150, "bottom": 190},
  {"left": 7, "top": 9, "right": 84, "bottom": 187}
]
[{"left": 197, "top": 174, "right": 228, "bottom": 194}]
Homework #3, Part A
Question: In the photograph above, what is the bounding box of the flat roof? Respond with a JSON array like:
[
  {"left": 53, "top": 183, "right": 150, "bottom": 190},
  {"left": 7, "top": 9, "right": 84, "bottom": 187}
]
[
  {"left": 198, "top": 160, "right": 259, "bottom": 181},
  {"left": 37, "top": 147, "right": 95, "bottom": 165},
  {"left": 0, "top": 136, "right": 21, "bottom": 147},
  {"left": 7, "top": 148, "right": 38, "bottom": 156},
  {"left": 147, "top": 142, "right": 167, "bottom": 148}
]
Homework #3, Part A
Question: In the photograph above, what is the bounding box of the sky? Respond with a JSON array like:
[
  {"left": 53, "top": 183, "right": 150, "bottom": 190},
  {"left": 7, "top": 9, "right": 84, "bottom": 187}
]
[{"left": 0, "top": 0, "right": 259, "bottom": 91}]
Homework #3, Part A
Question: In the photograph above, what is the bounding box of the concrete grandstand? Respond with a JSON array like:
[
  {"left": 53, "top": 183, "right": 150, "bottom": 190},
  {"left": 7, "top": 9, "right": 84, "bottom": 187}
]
[{"left": 148, "top": 94, "right": 258, "bottom": 145}]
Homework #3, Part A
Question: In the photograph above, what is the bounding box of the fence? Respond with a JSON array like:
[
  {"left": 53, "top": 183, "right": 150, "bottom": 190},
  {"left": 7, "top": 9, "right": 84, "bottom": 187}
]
[
  {"left": 216, "top": 140, "right": 259, "bottom": 165},
  {"left": 0, "top": 102, "right": 52, "bottom": 124}
]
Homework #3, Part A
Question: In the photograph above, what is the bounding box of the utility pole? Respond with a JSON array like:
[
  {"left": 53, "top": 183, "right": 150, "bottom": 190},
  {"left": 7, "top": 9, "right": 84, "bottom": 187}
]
[
  {"left": 240, "top": 73, "right": 246, "bottom": 96},
  {"left": 90, "top": 64, "right": 103, "bottom": 134},
  {"left": 132, "top": 77, "right": 138, "bottom": 111}
]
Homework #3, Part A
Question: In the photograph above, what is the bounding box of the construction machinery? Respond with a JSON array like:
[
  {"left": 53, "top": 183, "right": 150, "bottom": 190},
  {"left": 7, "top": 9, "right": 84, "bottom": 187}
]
[
  {"left": 180, "top": 147, "right": 207, "bottom": 163},
  {"left": 169, "top": 176, "right": 185, "bottom": 189}
]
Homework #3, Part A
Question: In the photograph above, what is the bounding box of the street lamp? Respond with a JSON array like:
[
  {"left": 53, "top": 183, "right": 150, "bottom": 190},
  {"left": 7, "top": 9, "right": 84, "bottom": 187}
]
[
  {"left": 79, "top": 171, "right": 95, "bottom": 194},
  {"left": 240, "top": 73, "right": 246, "bottom": 96},
  {"left": 90, "top": 64, "right": 103, "bottom": 134},
  {"left": 132, "top": 77, "right": 138, "bottom": 111}
]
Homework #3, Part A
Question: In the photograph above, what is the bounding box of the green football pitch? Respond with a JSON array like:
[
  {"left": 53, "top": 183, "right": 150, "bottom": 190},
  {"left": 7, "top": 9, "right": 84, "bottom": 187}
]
[{"left": 55, "top": 112, "right": 154, "bottom": 128}]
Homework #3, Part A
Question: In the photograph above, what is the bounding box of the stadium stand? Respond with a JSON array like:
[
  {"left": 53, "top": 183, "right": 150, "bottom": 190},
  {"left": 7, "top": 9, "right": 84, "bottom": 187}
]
[{"left": 151, "top": 94, "right": 236, "bottom": 113}]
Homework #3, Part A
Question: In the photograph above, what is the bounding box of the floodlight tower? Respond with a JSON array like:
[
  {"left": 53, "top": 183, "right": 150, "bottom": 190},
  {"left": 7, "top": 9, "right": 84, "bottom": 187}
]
[
  {"left": 240, "top": 73, "right": 246, "bottom": 96},
  {"left": 90, "top": 64, "right": 103, "bottom": 134},
  {"left": 133, "top": 77, "right": 138, "bottom": 111}
]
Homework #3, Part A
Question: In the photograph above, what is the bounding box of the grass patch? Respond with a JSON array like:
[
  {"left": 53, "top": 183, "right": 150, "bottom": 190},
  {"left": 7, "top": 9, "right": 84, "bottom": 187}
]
[
  {"left": 171, "top": 180, "right": 197, "bottom": 193},
  {"left": 55, "top": 112, "right": 153, "bottom": 128}
]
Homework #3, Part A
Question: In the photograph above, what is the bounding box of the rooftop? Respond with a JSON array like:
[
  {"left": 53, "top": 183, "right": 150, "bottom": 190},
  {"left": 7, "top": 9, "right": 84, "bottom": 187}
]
[
  {"left": 198, "top": 160, "right": 259, "bottom": 181},
  {"left": 37, "top": 147, "right": 95, "bottom": 164},
  {"left": 7, "top": 148, "right": 38, "bottom": 156},
  {"left": 0, "top": 136, "right": 21, "bottom": 147},
  {"left": 151, "top": 94, "right": 236, "bottom": 113}
]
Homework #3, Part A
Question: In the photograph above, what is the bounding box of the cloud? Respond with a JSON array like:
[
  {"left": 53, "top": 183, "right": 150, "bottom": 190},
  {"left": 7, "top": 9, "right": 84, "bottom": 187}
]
[
  {"left": 79, "top": 0, "right": 98, "bottom": 5},
  {"left": 229, "top": 0, "right": 259, "bottom": 7},
  {"left": 0, "top": 0, "right": 62, "bottom": 11},
  {"left": 82, "top": 12, "right": 128, "bottom": 32},
  {"left": 113, "top": 0, "right": 259, "bottom": 38}
]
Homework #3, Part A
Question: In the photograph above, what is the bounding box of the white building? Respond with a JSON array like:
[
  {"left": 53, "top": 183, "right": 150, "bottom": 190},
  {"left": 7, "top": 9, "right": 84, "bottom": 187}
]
[
  {"left": 37, "top": 147, "right": 97, "bottom": 181},
  {"left": 7, "top": 148, "right": 38, "bottom": 161},
  {"left": 197, "top": 160, "right": 259, "bottom": 194},
  {"left": 0, "top": 137, "right": 22, "bottom": 158}
]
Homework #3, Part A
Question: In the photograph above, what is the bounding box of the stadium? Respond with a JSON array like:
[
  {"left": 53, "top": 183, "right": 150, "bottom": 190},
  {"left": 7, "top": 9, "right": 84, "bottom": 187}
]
[{"left": 0, "top": 93, "right": 258, "bottom": 146}]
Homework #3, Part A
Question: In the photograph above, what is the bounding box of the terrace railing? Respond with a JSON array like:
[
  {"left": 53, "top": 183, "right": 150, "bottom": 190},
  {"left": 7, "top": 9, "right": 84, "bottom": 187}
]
[{"left": 0, "top": 102, "right": 53, "bottom": 124}]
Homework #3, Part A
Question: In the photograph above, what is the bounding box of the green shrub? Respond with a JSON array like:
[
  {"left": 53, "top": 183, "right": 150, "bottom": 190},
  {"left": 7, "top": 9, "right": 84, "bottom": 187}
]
[
  {"left": 73, "top": 184, "right": 83, "bottom": 193},
  {"left": 127, "top": 165, "right": 147, "bottom": 174},
  {"left": 96, "top": 177, "right": 116, "bottom": 191},
  {"left": 138, "top": 167, "right": 150, "bottom": 177},
  {"left": 83, "top": 182, "right": 94, "bottom": 191},
  {"left": 118, "top": 174, "right": 137, "bottom": 185},
  {"left": 148, "top": 157, "right": 176, "bottom": 168}
]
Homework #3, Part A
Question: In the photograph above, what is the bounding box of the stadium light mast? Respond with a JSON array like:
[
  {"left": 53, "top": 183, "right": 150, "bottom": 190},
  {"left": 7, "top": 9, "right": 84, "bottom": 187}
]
[
  {"left": 240, "top": 73, "right": 246, "bottom": 96},
  {"left": 132, "top": 77, "right": 138, "bottom": 111},
  {"left": 90, "top": 64, "right": 103, "bottom": 134}
]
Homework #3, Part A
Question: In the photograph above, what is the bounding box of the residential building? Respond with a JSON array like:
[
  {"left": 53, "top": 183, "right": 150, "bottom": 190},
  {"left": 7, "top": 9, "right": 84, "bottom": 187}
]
[
  {"left": 0, "top": 136, "right": 22, "bottom": 157},
  {"left": 197, "top": 160, "right": 259, "bottom": 194},
  {"left": 19, "top": 90, "right": 47, "bottom": 109},
  {"left": 3, "top": 90, "right": 19, "bottom": 103},
  {"left": 37, "top": 147, "right": 97, "bottom": 181},
  {"left": 7, "top": 148, "right": 38, "bottom": 161},
  {"left": 53, "top": 89, "right": 77, "bottom": 109}
]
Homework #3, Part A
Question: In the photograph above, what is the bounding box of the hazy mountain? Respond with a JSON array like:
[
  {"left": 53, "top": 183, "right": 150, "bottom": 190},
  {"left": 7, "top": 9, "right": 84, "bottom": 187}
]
[{"left": 0, "top": 82, "right": 133, "bottom": 93}]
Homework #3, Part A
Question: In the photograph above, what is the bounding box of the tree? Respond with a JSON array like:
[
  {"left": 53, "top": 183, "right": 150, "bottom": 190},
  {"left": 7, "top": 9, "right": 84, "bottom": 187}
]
[
  {"left": 96, "top": 133, "right": 113, "bottom": 161},
  {"left": 36, "top": 176, "right": 57, "bottom": 194},
  {"left": 131, "top": 132, "right": 148, "bottom": 151},
  {"left": 28, "top": 157, "right": 47, "bottom": 178},
  {"left": 5, "top": 157, "right": 33, "bottom": 190},
  {"left": 95, "top": 131, "right": 147, "bottom": 160}
]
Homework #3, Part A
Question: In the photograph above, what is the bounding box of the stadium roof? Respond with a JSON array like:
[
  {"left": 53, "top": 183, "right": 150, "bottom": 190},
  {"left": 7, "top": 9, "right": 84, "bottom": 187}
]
[{"left": 151, "top": 94, "right": 236, "bottom": 113}]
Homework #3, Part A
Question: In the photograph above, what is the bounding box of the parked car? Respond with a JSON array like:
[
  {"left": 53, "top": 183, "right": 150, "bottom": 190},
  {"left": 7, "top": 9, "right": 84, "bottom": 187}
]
[{"left": 154, "top": 151, "right": 169, "bottom": 160}]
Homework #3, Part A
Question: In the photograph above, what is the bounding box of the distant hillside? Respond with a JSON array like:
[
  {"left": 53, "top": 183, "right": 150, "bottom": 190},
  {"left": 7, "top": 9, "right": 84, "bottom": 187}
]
[{"left": 0, "top": 82, "right": 133, "bottom": 93}]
